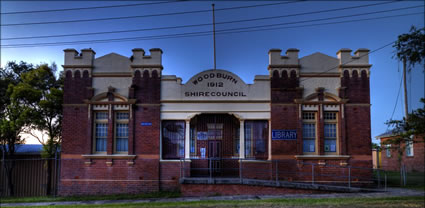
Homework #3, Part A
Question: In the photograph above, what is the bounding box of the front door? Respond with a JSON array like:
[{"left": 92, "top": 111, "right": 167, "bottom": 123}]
[{"left": 208, "top": 140, "right": 221, "bottom": 175}]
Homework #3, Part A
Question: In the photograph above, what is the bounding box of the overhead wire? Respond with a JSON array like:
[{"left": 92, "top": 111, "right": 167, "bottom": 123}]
[
  {"left": 1, "top": 1, "right": 302, "bottom": 27},
  {"left": 2, "top": 6, "right": 423, "bottom": 48},
  {"left": 2, "top": 1, "right": 400, "bottom": 40},
  {"left": 0, "top": 1, "right": 185, "bottom": 15},
  {"left": 299, "top": 40, "right": 397, "bottom": 83},
  {"left": 387, "top": 73, "right": 404, "bottom": 131}
]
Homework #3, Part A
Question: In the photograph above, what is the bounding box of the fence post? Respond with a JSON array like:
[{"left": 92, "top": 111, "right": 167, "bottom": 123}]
[
  {"left": 384, "top": 172, "right": 387, "bottom": 191},
  {"left": 275, "top": 160, "right": 278, "bottom": 186},
  {"left": 54, "top": 151, "right": 58, "bottom": 197},
  {"left": 348, "top": 167, "right": 351, "bottom": 188},
  {"left": 312, "top": 164, "right": 315, "bottom": 185},
  {"left": 179, "top": 159, "right": 182, "bottom": 179},
  {"left": 403, "top": 165, "right": 407, "bottom": 186},
  {"left": 182, "top": 159, "right": 185, "bottom": 179},
  {"left": 239, "top": 158, "right": 242, "bottom": 183},
  {"left": 377, "top": 169, "right": 381, "bottom": 188},
  {"left": 209, "top": 158, "right": 212, "bottom": 183}
]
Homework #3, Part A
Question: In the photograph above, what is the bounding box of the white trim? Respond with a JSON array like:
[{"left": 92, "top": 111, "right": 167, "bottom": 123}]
[
  {"left": 185, "top": 120, "right": 190, "bottom": 159},
  {"left": 239, "top": 120, "right": 245, "bottom": 159}
]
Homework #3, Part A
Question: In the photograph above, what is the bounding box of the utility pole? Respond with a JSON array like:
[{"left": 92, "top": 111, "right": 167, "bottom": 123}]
[
  {"left": 403, "top": 58, "right": 409, "bottom": 119},
  {"left": 212, "top": 4, "right": 216, "bottom": 70}
]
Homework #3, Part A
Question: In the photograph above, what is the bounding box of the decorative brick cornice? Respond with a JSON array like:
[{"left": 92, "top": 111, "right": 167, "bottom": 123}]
[
  {"left": 81, "top": 154, "right": 137, "bottom": 159},
  {"left": 92, "top": 72, "right": 132, "bottom": 77},
  {"left": 294, "top": 155, "right": 350, "bottom": 160},
  {"left": 268, "top": 64, "right": 300, "bottom": 70},
  {"left": 130, "top": 65, "right": 163, "bottom": 69},
  {"left": 62, "top": 65, "right": 93, "bottom": 68},
  {"left": 83, "top": 99, "right": 136, "bottom": 105}
]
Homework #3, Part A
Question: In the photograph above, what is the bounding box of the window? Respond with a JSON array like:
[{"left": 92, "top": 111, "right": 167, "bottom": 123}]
[
  {"left": 94, "top": 112, "right": 108, "bottom": 153},
  {"left": 207, "top": 123, "right": 223, "bottom": 140},
  {"left": 162, "top": 121, "right": 185, "bottom": 159},
  {"left": 385, "top": 144, "right": 391, "bottom": 157},
  {"left": 406, "top": 141, "right": 414, "bottom": 156},
  {"left": 302, "top": 112, "right": 316, "bottom": 153},
  {"left": 245, "top": 120, "right": 268, "bottom": 159},
  {"left": 324, "top": 112, "right": 337, "bottom": 153},
  {"left": 115, "top": 112, "right": 129, "bottom": 153}
]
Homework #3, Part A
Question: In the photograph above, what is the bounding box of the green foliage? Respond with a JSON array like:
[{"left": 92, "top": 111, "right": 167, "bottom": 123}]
[
  {"left": 0, "top": 61, "right": 36, "bottom": 157},
  {"left": 372, "top": 143, "right": 381, "bottom": 150},
  {"left": 393, "top": 26, "right": 425, "bottom": 70},
  {"left": 12, "top": 63, "right": 63, "bottom": 158},
  {"left": 385, "top": 98, "right": 425, "bottom": 144}
]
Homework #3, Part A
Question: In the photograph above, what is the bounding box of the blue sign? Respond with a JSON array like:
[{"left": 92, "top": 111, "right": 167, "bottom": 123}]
[
  {"left": 272, "top": 130, "right": 297, "bottom": 140},
  {"left": 141, "top": 122, "right": 152, "bottom": 126},
  {"left": 197, "top": 132, "right": 208, "bottom": 140}
]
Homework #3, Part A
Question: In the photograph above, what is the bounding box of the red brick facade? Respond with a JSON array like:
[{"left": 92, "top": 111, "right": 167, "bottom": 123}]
[
  {"left": 60, "top": 48, "right": 373, "bottom": 196},
  {"left": 379, "top": 135, "right": 424, "bottom": 172}
]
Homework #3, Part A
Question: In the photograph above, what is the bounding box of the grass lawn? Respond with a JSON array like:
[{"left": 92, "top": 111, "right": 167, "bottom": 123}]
[
  {"left": 3, "top": 196, "right": 424, "bottom": 208},
  {"left": 0, "top": 191, "right": 181, "bottom": 204},
  {"left": 381, "top": 170, "right": 425, "bottom": 190}
]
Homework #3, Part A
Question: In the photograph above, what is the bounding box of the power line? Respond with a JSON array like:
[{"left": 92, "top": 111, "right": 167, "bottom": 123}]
[
  {"left": 1, "top": 1, "right": 302, "bottom": 27},
  {"left": 0, "top": 1, "right": 183, "bottom": 15},
  {"left": 2, "top": 7, "right": 422, "bottom": 48},
  {"left": 2, "top": 12, "right": 422, "bottom": 48},
  {"left": 2, "top": 1, "right": 398, "bottom": 41},
  {"left": 387, "top": 74, "right": 404, "bottom": 131}
]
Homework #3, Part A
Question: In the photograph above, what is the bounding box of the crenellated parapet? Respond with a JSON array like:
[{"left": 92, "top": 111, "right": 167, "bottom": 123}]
[
  {"left": 268, "top": 48, "right": 300, "bottom": 78},
  {"left": 337, "top": 48, "right": 372, "bottom": 78},
  {"left": 131, "top": 48, "right": 163, "bottom": 78},
  {"left": 63, "top": 48, "right": 95, "bottom": 78}
]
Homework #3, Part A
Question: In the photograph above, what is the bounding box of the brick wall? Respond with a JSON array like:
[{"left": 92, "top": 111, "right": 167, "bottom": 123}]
[
  {"left": 181, "top": 184, "right": 328, "bottom": 197},
  {"left": 380, "top": 135, "right": 425, "bottom": 172},
  {"left": 60, "top": 62, "right": 163, "bottom": 195}
]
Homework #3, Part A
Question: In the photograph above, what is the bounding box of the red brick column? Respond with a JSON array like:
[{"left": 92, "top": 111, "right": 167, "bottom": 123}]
[
  {"left": 86, "top": 105, "right": 93, "bottom": 154},
  {"left": 128, "top": 105, "right": 134, "bottom": 155},
  {"left": 339, "top": 104, "right": 347, "bottom": 155},
  {"left": 318, "top": 104, "right": 324, "bottom": 155}
]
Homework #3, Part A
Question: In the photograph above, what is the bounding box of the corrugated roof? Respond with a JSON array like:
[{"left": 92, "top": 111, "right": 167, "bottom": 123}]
[
  {"left": 16, "top": 144, "right": 43, "bottom": 154},
  {"left": 1, "top": 144, "right": 43, "bottom": 154},
  {"left": 375, "top": 129, "right": 406, "bottom": 139}
]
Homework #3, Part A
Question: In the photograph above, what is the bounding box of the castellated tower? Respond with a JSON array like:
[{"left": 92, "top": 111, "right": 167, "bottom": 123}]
[
  {"left": 337, "top": 49, "right": 372, "bottom": 158},
  {"left": 60, "top": 48, "right": 164, "bottom": 195},
  {"left": 63, "top": 48, "right": 95, "bottom": 104},
  {"left": 267, "top": 48, "right": 372, "bottom": 170}
]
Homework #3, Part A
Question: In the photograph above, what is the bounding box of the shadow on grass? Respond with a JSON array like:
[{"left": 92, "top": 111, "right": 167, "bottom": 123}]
[{"left": 0, "top": 191, "right": 181, "bottom": 204}]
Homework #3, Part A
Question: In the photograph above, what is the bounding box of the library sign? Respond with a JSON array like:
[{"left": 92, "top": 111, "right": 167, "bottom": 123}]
[{"left": 183, "top": 70, "right": 248, "bottom": 98}]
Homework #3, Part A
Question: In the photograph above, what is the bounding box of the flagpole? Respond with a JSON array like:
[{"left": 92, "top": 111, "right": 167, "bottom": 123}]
[{"left": 212, "top": 4, "right": 216, "bottom": 70}]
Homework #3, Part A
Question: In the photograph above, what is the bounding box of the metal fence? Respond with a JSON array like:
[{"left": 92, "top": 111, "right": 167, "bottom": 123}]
[
  {"left": 179, "top": 158, "right": 393, "bottom": 190},
  {"left": 0, "top": 157, "right": 60, "bottom": 197}
]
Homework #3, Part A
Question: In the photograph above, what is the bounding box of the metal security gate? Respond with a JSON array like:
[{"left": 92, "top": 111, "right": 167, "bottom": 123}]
[
  {"left": 190, "top": 114, "right": 240, "bottom": 177},
  {"left": 208, "top": 140, "right": 222, "bottom": 176}
]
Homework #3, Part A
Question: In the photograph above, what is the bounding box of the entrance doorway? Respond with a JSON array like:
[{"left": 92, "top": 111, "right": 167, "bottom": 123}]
[
  {"left": 208, "top": 140, "right": 221, "bottom": 175},
  {"left": 190, "top": 114, "right": 240, "bottom": 177}
]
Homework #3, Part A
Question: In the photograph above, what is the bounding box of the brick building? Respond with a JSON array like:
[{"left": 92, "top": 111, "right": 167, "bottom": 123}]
[
  {"left": 377, "top": 132, "right": 424, "bottom": 172},
  {"left": 60, "top": 48, "right": 373, "bottom": 196}
]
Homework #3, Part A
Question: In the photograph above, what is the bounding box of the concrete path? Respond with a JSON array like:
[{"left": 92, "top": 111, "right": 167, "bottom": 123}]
[{"left": 1, "top": 188, "right": 424, "bottom": 207}]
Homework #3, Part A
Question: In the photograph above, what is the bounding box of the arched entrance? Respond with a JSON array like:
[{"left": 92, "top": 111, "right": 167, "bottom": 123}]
[{"left": 189, "top": 114, "right": 240, "bottom": 177}]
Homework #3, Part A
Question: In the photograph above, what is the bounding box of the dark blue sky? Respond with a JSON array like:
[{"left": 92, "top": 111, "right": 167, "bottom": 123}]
[{"left": 1, "top": 1, "right": 424, "bottom": 143}]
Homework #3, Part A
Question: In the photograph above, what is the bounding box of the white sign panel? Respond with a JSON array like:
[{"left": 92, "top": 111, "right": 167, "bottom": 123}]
[{"left": 183, "top": 70, "right": 248, "bottom": 99}]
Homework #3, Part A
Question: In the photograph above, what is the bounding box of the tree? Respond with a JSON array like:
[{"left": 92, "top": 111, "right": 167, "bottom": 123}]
[
  {"left": 393, "top": 26, "right": 425, "bottom": 118},
  {"left": 12, "top": 63, "right": 63, "bottom": 195},
  {"left": 384, "top": 98, "right": 425, "bottom": 185},
  {"left": 0, "top": 61, "right": 35, "bottom": 196}
]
